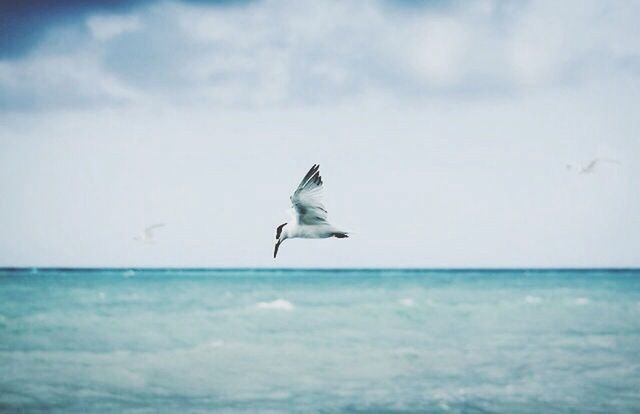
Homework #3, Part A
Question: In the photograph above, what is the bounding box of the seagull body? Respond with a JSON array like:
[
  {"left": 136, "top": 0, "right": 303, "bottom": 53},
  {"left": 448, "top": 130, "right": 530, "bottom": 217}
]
[
  {"left": 274, "top": 164, "right": 348, "bottom": 258},
  {"left": 134, "top": 223, "right": 165, "bottom": 243}
]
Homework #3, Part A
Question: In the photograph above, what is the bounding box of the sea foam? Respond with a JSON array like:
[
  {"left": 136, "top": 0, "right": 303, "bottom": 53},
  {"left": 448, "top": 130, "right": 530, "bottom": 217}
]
[
  {"left": 256, "top": 299, "right": 294, "bottom": 311},
  {"left": 400, "top": 298, "right": 415, "bottom": 307},
  {"left": 525, "top": 295, "right": 542, "bottom": 304},
  {"left": 574, "top": 297, "right": 590, "bottom": 305}
]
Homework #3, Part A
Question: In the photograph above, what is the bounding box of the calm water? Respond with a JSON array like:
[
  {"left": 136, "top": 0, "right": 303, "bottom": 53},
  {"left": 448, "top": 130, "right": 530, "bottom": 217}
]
[{"left": 1, "top": 269, "right": 639, "bottom": 413}]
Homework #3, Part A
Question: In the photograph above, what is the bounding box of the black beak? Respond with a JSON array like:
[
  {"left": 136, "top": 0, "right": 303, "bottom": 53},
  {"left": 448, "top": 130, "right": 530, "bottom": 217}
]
[{"left": 274, "top": 240, "right": 282, "bottom": 258}]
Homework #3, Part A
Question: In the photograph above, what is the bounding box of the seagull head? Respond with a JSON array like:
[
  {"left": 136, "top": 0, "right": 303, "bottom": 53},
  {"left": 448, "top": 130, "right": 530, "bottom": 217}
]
[{"left": 274, "top": 222, "right": 288, "bottom": 258}]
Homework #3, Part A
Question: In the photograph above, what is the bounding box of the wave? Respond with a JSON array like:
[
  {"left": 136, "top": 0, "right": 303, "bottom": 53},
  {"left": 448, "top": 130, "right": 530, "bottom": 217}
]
[
  {"left": 573, "top": 297, "right": 590, "bottom": 305},
  {"left": 399, "top": 298, "right": 415, "bottom": 307},
  {"left": 524, "top": 295, "right": 542, "bottom": 304},
  {"left": 256, "top": 299, "right": 294, "bottom": 311}
]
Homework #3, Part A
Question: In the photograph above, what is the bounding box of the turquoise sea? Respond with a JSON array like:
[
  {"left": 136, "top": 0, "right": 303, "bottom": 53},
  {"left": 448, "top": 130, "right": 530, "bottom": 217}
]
[{"left": 1, "top": 269, "right": 639, "bottom": 413}]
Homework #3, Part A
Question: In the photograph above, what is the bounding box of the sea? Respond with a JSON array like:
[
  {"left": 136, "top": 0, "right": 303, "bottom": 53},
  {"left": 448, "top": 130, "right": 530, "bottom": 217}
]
[{"left": 1, "top": 268, "right": 639, "bottom": 413}]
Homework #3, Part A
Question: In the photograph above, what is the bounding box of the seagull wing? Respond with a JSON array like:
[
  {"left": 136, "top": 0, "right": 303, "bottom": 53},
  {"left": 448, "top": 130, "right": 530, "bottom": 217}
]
[
  {"left": 144, "top": 223, "right": 165, "bottom": 238},
  {"left": 290, "top": 164, "right": 328, "bottom": 225},
  {"left": 582, "top": 159, "right": 599, "bottom": 173}
]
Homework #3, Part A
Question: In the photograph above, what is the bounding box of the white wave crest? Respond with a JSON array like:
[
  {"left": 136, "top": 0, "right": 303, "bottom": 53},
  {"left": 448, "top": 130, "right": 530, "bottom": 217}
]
[
  {"left": 574, "top": 297, "right": 589, "bottom": 305},
  {"left": 257, "top": 299, "right": 294, "bottom": 311},
  {"left": 525, "top": 295, "right": 542, "bottom": 304},
  {"left": 205, "top": 340, "right": 225, "bottom": 349},
  {"left": 400, "top": 298, "right": 415, "bottom": 307}
]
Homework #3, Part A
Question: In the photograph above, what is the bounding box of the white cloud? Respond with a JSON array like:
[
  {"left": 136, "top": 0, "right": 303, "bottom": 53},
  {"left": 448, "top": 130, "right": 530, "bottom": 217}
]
[
  {"left": 1, "top": 0, "right": 639, "bottom": 110},
  {"left": 509, "top": 0, "right": 640, "bottom": 88},
  {"left": 402, "top": 16, "right": 473, "bottom": 88},
  {"left": 86, "top": 15, "right": 142, "bottom": 41},
  {"left": 0, "top": 51, "right": 139, "bottom": 110}
]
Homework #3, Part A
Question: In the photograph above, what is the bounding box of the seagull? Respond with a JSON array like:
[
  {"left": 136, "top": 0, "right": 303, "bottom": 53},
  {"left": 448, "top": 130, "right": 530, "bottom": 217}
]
[
  {"left": 274, "top": 164, "right": 349, "bottom": 258},
  {"left": 133, "top": 223, "right": 165, "bottom": 243},
  {"left": 566, "top": 158, "right": 620, "bottom": 174}
]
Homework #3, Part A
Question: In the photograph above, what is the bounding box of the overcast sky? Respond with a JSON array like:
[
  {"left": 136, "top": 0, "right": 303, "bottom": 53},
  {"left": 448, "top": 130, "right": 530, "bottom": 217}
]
[{"left": 1, "top": 0, "right": 639, "bottom": 268}]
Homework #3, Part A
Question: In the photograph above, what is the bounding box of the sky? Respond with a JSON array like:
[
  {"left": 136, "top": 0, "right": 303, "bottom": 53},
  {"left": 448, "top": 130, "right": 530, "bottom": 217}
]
[{"left": 0, "top": 0, "right": 639, "bottom": 268}]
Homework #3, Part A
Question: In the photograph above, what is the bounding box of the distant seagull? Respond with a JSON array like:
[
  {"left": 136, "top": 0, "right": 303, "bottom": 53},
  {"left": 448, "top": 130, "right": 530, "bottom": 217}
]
[
  {"left": 274, "top": 164, "right": 349, "bottom": 258},
  {"left": 134, "top": 223, "right": 165, "bottom": 243},
  {"left": 566, "top": 158, "right": 620, "bottom": 174}
]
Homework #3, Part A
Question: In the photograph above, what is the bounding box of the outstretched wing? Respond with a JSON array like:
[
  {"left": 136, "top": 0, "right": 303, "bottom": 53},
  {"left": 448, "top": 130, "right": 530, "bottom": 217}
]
[
  {"left": 290, "top": 164, "right": 328, "bottom": 225},
  {"left": 584, "top": 159, "right": 599, "bottom": 171},
  {"left": 144, "top": 223, "right": 165, "bottom": 238}
]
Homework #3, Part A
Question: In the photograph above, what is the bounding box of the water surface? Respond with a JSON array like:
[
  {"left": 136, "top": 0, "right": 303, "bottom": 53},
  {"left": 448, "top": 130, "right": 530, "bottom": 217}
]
[{"left": 1, "top": 269, "right": 639, "bottom": 413}]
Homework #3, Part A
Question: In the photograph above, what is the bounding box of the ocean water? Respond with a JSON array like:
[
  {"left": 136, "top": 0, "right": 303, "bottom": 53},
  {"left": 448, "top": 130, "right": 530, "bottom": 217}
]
[{"left": 1, "top": 269, "right": 639, "bottom": 413}]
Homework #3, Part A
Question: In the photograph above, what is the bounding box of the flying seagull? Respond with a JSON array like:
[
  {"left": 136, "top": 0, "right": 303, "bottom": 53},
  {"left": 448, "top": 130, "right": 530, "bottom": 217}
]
[
  {"left": 566, "top": 158, "right": 620, "bottom": 174},
  {"left": 274, "top": 165, "right": 348, "bottom": 258},
  {"left": 133, "top": 223, "right": 165, "bottom": 243}
]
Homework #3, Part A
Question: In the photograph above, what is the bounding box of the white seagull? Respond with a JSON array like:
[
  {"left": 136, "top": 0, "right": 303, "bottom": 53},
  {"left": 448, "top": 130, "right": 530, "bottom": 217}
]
[
  {"left": 274, "top": 164, "right": 349, "bottom": 258},
  {"left": 133, "top": 223, "right": 165, "bottom": 244},
  {"left": 566, "top": 158, "right": 620, "bottom": 174}
]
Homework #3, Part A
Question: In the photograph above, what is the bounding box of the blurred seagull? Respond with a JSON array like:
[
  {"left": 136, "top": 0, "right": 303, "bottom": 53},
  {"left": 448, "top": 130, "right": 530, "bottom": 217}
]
[
  {"left": 274, "top": 164, "right": 349, "bottom": 258},
  {"left": 134, "top": 223, "right": 165, "bottom": 243},
  {"left": 566, "top": 158, "right": 620, "bottom": 174}
]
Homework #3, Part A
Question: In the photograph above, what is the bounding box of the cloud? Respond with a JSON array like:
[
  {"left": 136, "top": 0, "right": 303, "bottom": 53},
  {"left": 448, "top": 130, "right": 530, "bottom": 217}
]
[
  {"left": 0, "top": 50, "right": 138, "bottom": 111},
  {"left": 86, "top": 15, "right": 142, "bottom": 40},
  {"left": 1, "top": 0, "right": 640, "bottom": 111},
  {"left": 0, "top": 0, "right": 250, "bottom": 58},
  {"left": 0, "top": 0, "right": 150, "bottom": 59}
]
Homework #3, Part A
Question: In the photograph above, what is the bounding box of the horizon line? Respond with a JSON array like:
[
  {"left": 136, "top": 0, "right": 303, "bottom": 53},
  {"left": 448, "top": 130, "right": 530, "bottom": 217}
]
[{"left": 1, "top": 267, "right": 639, "bottom": 272}]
